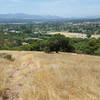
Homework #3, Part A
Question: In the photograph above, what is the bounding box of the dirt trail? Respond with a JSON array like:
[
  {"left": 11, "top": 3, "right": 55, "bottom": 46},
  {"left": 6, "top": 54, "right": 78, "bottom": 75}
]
[
  {"left": 0, "top": 51, "right": 100, "bottom": 100},
  {"left": 0, "top": 52, "right": 39, "bottom": 100}
]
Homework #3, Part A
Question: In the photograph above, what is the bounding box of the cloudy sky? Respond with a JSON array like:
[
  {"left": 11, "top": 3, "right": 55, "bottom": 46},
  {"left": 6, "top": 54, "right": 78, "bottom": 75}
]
[{"left": 0, "top": 0, "right": 100, "bottom": 17}]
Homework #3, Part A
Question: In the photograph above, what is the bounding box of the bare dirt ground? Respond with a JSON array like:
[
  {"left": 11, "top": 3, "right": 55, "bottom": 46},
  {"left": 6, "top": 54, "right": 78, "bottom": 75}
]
[
  {"left": 48, "top": 32, "right": 100, "bottom": 38},
  {"left": 0, "top": 51, "right": 100, "bottom": 100}
]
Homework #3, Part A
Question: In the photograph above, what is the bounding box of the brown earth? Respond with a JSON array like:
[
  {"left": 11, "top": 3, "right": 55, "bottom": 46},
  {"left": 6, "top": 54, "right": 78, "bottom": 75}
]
[{"left": 0, "top": 51, "right": 100, "bottom": 100}]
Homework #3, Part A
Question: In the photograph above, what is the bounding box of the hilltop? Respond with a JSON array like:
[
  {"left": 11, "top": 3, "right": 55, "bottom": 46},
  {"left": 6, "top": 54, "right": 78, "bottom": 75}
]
[{"left": 0, "top": 51, "right": 100, "bottom": 100}]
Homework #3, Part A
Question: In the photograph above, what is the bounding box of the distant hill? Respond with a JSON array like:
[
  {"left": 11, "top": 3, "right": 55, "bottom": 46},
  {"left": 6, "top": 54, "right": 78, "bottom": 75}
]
[
  {"left": 0, "top": 13, "right": 100, "bottom": 23},
  {"left": 0, "top": 13, "right": 62, "bottom": 19},
  {"left": 0, "top": 13, "right": 63, "bottom": 23}
]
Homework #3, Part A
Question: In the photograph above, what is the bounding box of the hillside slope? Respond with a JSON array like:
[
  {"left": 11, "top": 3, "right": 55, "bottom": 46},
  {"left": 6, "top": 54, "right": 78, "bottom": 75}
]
[{"left": 0, "top": 51, "right": 100, "bottom": 100}]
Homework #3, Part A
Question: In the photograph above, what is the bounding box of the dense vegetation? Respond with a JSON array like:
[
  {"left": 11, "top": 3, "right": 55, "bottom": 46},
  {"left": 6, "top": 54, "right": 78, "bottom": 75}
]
[
  {"left": 0, "top": 33, "right": 100, "bottom": 56},
  {"left": 0, "top": 21, "right": 100, "bottom": 56},
  {"left": 21, "top": 35, "right": 100, "bottom": 56},
  {"left": 0, "top": 21, "right": 100, "bottom": 47}
]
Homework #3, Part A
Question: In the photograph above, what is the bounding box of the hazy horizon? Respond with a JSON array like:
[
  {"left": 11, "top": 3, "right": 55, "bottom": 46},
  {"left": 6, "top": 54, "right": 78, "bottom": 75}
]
[{"left": 0, "top": 0, "right": 100, "bottom": 18}]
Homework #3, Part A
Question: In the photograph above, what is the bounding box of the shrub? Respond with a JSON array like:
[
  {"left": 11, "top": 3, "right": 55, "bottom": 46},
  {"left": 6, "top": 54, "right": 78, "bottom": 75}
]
[
  {"left": 95, "top": 49, "right": 100, "bottom": 56},
  {"left": 87, "top": 34, "right": 92, "bottom": 38},
  {"left": 43, "top": 47, "right": 51, "bottom": 53},
  {"left": 3, "top": 54, "right": 14, "bottom": 61}
]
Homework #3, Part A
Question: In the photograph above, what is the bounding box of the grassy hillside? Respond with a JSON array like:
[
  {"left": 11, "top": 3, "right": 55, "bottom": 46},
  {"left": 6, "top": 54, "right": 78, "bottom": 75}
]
[{"left": 0, "top": 51, "right": 100, "bottom": 100}]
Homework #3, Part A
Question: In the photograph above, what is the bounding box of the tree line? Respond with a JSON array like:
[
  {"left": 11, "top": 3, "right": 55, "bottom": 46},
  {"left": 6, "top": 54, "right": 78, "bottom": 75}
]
[{"left": 1, "top": 34, "right": 99, "bottom": 56}]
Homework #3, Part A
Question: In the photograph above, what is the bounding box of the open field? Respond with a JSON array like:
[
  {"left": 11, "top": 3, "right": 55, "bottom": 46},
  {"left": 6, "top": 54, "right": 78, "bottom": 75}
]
[
  {"left": 48, "top": 32, "right": 100, "bottom": 38},
  {"left": 0, "top": 51, "right": 100, "bottom": 100}
]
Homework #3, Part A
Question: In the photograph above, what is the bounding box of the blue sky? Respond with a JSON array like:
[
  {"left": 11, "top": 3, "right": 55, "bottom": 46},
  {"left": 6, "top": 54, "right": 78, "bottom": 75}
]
[{"left": 0, "top": 0, "right": 100, "bottom": 17}]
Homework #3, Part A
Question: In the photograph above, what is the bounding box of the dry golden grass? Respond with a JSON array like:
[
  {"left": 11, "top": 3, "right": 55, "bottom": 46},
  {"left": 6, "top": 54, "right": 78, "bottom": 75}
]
[
  {"left": 0, "top": 51, "right": 100, "bottom": 100},
  {"left": 48, "top": 32, "right": 100, "bottom": 38}
]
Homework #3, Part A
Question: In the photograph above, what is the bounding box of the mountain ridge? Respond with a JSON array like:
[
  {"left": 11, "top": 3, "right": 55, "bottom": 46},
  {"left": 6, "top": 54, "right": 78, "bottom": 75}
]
[
  {"left": 0, "top": 13, "right": 100, "bottom": 23},
  {"left": 0, "top": 13, "right": 62, "bottom": 20}
]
